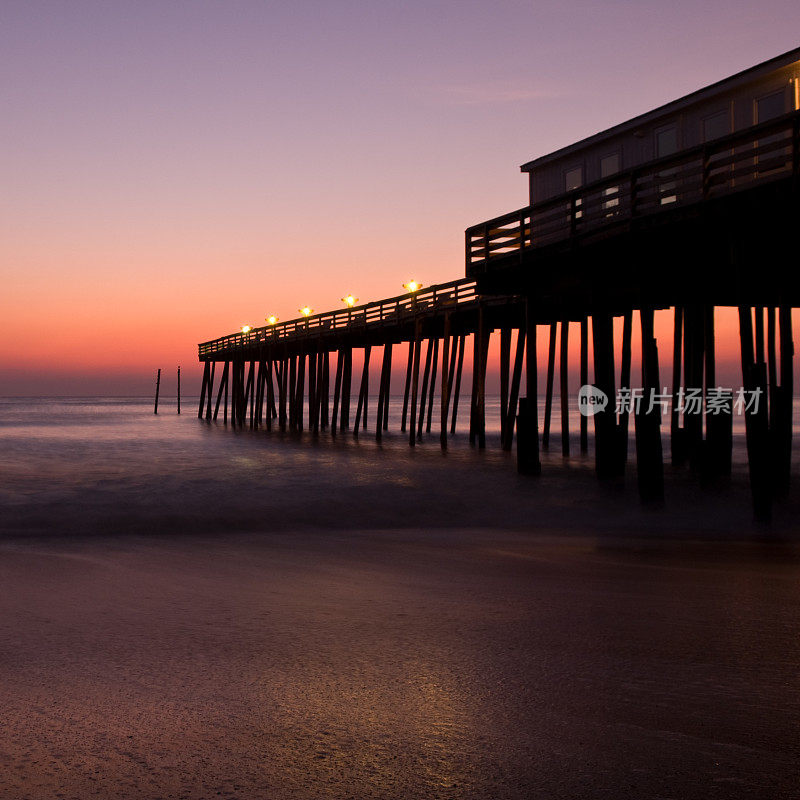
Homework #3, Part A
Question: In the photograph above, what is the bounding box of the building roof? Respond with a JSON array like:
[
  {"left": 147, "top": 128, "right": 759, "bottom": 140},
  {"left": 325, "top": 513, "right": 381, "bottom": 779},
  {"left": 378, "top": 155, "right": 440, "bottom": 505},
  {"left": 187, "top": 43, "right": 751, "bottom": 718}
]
[{"left": 520, "top": 46, "right": 800, "bottom": 173}]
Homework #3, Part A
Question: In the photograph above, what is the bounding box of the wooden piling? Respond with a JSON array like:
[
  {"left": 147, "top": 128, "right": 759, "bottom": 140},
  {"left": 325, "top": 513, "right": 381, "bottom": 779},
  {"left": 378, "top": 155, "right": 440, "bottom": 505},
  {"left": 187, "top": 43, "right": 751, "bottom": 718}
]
[
  {"left": 450, "top": 334, "right": 465, "bottom": 435},
  {"left": 618, "top": 311, "right": 632, "bottom": 467},
  {"left": 560, "top": 320, "right": 570, "bottom": 457},
  {"left": 670, "top": 306, "right": 685, "bottom": 465},
  {"left": 517, "top": 302, "right": 540, "bottom": 475},
  {"left": 543, "top": 322, "right": 557, "bottom": 449},
  {"left": 503, "top": 328, "right": 525, "bottom": 452},
  {"left": 426, "top": 337, "right": 439, "bottom": 434},
  {"left": 580, "top": 317, "right": 588, "bottom": 453},
  {"left": 418, "top": 338, "right": 434, "bottom": 441},
  {"left": 440, "top": 319, "right": 452, "bottom": 450},
  {"left": 634, "top": 307, "right": 664, "bottom": 503},
  {"left": 197, "top": 363, "right": 207, "bottom": 418},
  {"left": 401, "top": 342, "right": 413, "bottom": 433},
  {"left": 155, "top": 367, "right": 162, "bottom": 415},
  {"left": 177, "top": 366, "right": 181, "bottom": 415},
  {"left": 409, "top": 324, "right": 422, "bottom": 447},
  {"left": 500, "top": 327, "right": 511, "bottom": 446},
  {"left": 354, "top": 346, "right": 371, "bottom": 435},
  {"left": 591, "top": 311, "right": 617, "bottom": 479},
  {"left": 213, "top": 361, "right": 229, "bottom": 421},
  {"left": 332, "top": 350, "right": 343, "bottom": 436}
]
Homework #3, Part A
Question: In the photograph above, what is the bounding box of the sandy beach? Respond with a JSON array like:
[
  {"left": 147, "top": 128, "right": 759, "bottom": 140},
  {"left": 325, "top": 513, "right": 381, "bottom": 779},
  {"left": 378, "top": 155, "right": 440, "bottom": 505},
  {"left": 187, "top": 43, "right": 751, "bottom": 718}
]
[{"left": 2, "top": 527, "right": 800, "bottom": 800}]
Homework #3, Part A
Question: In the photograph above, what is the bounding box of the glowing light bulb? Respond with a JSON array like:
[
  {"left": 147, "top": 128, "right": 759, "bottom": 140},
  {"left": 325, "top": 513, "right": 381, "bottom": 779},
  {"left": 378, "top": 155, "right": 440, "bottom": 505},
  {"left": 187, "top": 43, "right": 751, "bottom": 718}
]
[
  {"left": 298, "top": 306, "right": 313, "bottom": 317},
  {"left": 342, "top": 294, "right": 358, "bottom": 307},
  {"left": 266, "top": 315, "right": 279, "bottom": 325},
  {"left": 241, "top": 325, "right": 252, "bottom": 334},
  {"left": 403, "top": 280, "right": 422, "bottom": 293}
]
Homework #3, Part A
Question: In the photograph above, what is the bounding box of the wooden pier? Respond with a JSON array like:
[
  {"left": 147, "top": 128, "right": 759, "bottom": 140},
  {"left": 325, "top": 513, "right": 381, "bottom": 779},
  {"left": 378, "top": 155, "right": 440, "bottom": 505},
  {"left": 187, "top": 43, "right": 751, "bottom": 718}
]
[{"left": 198, "top": 108, "right": 800, "bottom": 520}]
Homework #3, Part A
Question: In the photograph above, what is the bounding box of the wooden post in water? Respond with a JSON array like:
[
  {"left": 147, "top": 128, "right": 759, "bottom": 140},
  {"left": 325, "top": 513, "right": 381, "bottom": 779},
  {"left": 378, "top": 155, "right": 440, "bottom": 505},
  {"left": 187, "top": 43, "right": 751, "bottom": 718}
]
[
  {"left": 354, "top": 346, "right": 371, "bottom": 435},
  {"left": 476, "top": 306, "right": 489, "bottom": 449},
  {"left": 450, "top": 334, "right": 465, "bottom": 435},
  {"left": 381, "top": 343, "right": 391, "bottom": 432},
  {"left": 775, "top": 305, "right": 794, "bottom": 496},
  {"left": 618, "top": 311, "right": 632, "bottom": 469},
  {"left": 738, "top": 305, "right": 771, "bottom": 521},
  {"left": 517, "top": 301, "right": 540, "bottom": 475},
  {"left": 214, "top": 361, "right": 229, "bottom": 421},
  {"left": 401, "top": 342, "right": 413, "bottom": 432},
  {"left": 341, "top": 347, "right": 352, "bottom": 431},
  {"left": 418, "top": 338, "right": 433, "bottom": 442},
  {"left": 197, "top": 363, "right": 208, "bottom": 418},
  {"left": 580, "top": 317, "right": 588, "bottom": 453},
  {"left": 542, "top": 322, "right": 557, "bottom": 449},
  {"left": 332, "top": 350, "right": 343, "bottom": 437},
  {"left": 634, "top": 307, "right": 664, "bottom": 503},
  {"left": 426, "top": 337, "right": 439, "bottom": 434},
  {"left": 155, "top": 368, "right": 162, "bottom": 415},
  {"left": 503, "top": 328, "right": 525, "bottom": 452},
  {"left": 592, "top": 311, "right": 617, "bottom": 479},
  {"left": 440, "top": 318, "right": 452, "bottom": 450},
  {"left": 321, "top": 352, "right": 330, "bottom": 430},
  {"left": 560, "top": 320, "right": 570, "bottom": 457},
  {"left": 409, "top": 323, "right": 422, "bottom": 447},
  {"left": 500, "top": 327, "right": 511, "bottom": 446},
  {"left": 670, "top": 306, "right": 685, "bottom": 465},
  {"left": 177, "top": 366, "right": 181, "bottom": 415}
]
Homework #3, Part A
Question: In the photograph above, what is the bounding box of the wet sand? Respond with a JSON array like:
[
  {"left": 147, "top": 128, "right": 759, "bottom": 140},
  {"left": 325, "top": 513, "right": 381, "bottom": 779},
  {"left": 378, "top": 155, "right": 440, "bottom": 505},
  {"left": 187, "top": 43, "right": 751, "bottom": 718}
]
[{"left": 2, "top": 528, "right": 800, "bottom": 799}]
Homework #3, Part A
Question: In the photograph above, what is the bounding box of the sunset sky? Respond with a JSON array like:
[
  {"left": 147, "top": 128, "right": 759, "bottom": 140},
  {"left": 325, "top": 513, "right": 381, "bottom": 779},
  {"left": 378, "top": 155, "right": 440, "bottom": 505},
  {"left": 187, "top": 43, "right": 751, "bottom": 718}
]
[{"left": 2, "top": 1, "right": 799, "bottom": 395}]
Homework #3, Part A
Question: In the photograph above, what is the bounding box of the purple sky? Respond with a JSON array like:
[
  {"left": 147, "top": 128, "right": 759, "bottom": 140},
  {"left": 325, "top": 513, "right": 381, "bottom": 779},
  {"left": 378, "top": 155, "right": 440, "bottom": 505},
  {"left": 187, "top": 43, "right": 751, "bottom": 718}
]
[{"left": 2, "top": 1, "right": 799, "bottom": 395}]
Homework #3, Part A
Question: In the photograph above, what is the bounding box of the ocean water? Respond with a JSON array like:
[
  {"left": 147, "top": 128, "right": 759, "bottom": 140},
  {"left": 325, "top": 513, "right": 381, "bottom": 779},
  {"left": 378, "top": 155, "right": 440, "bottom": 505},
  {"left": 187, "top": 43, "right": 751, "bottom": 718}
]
[{"left": 0, "top": 395, "right": 793, "bottom": 539}]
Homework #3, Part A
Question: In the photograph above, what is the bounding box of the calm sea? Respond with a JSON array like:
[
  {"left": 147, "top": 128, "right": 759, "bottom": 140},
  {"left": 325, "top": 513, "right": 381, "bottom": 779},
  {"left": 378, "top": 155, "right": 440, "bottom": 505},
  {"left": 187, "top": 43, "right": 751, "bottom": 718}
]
[{"left": 0, "top": 395, "right": 781, "bottom": 538}]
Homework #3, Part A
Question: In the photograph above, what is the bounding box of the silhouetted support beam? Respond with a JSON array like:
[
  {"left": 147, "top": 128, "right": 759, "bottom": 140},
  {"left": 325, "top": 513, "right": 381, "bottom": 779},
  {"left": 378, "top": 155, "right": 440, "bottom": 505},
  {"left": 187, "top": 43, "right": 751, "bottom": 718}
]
[
  {"left": 450, "top": 334, "right": 465, "bottom": 435},
  {"left": 426, "top": 337, "right": 439, "bottom": 434},
  {"left": 321, "top": 352, "right": 330, "bottom": 430},
  {"left": 265, "top": 361, "right": 274, "bottom": 431},
  {"left": 409, "top": 324, "right": 422, "bottom": 447},
  {"left": 206, "top": 362, "right": 215, "bottom": 421},
  {"left": 223, "top": 361, "right": 229, "bottom": 424},
  {"left": 177, "top": 366, "right": 181, "bottom": 416},
  {"left": 771, "top": 306, "right": 794, "bottom": 497},
  {"left": 542, "top": 322, "right": 557, "bottom": 449},
  {"left": 703, "top": 305, "right": 732, "bottom": 478},
  {"left": 670, "top": 306, "right": 685, "bottom": 465},
  {"left": 754, "top": 306, "right": 765, "bottom": 364},
  {"left": 253, "top": 361, "right": 263, "bottom": 428},
  {"left": 469, "top": 331, "right": 478, "bottom": 445},
  {"left": 738, "top": 306, "right": 771, "bottom": 521},
  {"left": 331, "top": 350, "right": 343, "bottom": 437},
  {"left": 592, "top": 311, "right": 618, "bottom": 479},
  {"left": 376, "top": 344, "right": 392, "bottom": 440},
  {"left": 634, "top": 307, "right": 664, "bottom": 504},
  {"left": 296, "top": 354, "right": 306, "bottom": 433},
  {"left": 245, "top": 361, "right": 255, "bottom": 428},
  {"left": 500, "top": 327, "right": 511, "bottom": 446},
  {"left": 476, "top": 307, "right": 489, "bottom": 449},
  {"left": 401, "top": 342, "right": 413, "bottom": 432},
  {"left": 418, "top": 338, "right": 434, "bottom": 442},
  {"left": 279, "top": 358, "right": 287, "bottom": 431},
  {"left": 517, "top": 302, "right": 540, "bottom": 475},
  {"left": 560, "top": 320, "right": 570, "bottom": 457},
  {"left": 341, "top": 347, "right": 353, "bottom": 431},
  {"left": 381, "top": 344, "right": 391, "bottom": 432},
  {"left": 440, "top": 320, "right": 452, "bottom": 450},
  {"left": 354, "top": 346, "right": 371, "bottom": 435},
  {"left": 288, "top": 356, "right": 297, "bottom": 430},
  {"left": 618, "top": 311, "right": 632, "bottom": 467},
  {"left": 503, "top": 328, "right": 525, "bottom": 452},
  {"left": 683, "top": 305, "right": 705, "bottom": 466},
  {"left": 580, "top": 317, "right": 588, "bottom": 453},
  {"left": 197, "top": 363, "right": 208, "bottom": 418},
  {"left": 214, "top": 361, "right": 229, "bottom": 421}
]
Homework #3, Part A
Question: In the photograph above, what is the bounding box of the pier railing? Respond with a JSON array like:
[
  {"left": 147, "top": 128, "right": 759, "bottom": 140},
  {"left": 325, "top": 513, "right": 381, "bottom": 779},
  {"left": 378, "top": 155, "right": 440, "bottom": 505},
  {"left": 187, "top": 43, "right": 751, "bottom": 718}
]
[
  {"left": 467, "top": 110, "right": 800, "bottom": 269},
  {"left": 198, "top": 278, "right": 479, "bottom": 357}
]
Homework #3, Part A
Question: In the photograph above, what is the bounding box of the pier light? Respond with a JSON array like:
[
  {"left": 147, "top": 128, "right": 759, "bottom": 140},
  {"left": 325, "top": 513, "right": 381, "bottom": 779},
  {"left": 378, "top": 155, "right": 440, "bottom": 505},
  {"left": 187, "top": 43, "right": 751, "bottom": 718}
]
[
  {"left": 403, "top": 280, "right": 422, "bottom": 293},
  {"left": 342, "top": 294, "right": 358, "bottom": 307},
  {"left": 241, "top": 325, "right": 252, "bottom": 334},
  {"left": 299, "top": 306, "right": 313, "bottom": 317},
  {"left": 266, "top": 315, "right": 279, "bottom": 325}
]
